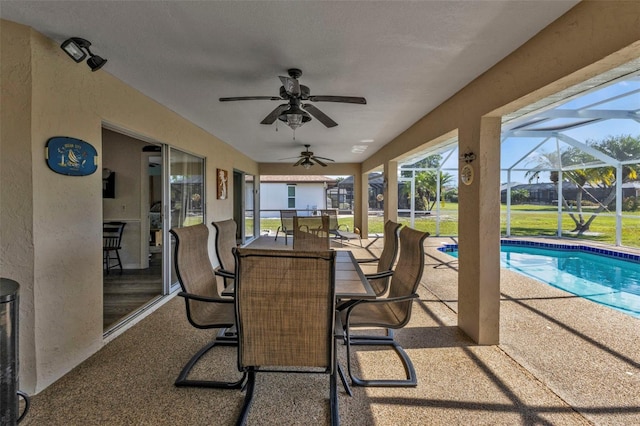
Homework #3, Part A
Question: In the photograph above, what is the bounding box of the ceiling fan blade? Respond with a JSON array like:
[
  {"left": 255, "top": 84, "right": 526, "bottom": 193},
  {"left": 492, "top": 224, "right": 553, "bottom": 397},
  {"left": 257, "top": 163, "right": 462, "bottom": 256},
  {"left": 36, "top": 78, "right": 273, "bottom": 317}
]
[
  {"left": 293, "top": 158, "right": 306, "bottom": 167},
  {"left": 313, "top": 156, "right": 335, "bottom": 162},
  {"left": 308, "top": 95, "right": 367, "bottom": 104},
  {"left": 311, "top": 157, "right": 328, "bottom": 167},
  {"left": 260, "top": 104, "right": 290, "bottom": 125},
  {"left": 302, "top": 104, "right": 338, "bottom": 128},
  {"left": 219, "top": 96, "right": 281, "bottom": 101},
  {"left": 278, "top": 155, "right": 303, "bottom": 160},
  {"left": 279, "top": 76, "right": 301, "bottom": 97}
]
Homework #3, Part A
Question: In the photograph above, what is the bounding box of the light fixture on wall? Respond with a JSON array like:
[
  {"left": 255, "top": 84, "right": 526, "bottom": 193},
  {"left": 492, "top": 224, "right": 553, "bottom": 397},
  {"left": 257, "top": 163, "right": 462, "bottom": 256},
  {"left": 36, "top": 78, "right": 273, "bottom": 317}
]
[{"left": 60, "top": 37, "right": 107, "bottom": 72}]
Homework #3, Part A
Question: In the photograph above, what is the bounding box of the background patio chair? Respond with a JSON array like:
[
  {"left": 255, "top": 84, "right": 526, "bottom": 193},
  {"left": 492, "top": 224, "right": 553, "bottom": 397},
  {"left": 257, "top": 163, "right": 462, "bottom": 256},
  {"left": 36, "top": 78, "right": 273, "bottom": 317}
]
[
  {"left": 340, "top": 226, "right": 429, "bottom": 387},
  {"left": 212, "top": 219, "right": 238, "bottom": 288},
  {"left": 233, "top": 248, "right": 339, "bottom": 425},
  {"left": 170, "top": 224, "right": 246, "bottom": 389},
  {"left": 103, "top": 221, "right": 126, "bottom": 274},
  {"left": 321, "top": 209, "right": 362, "bottom": 247},
  {"left": 274, "top": 209, "right": 296, "bottom": 244},
  {"left": 293, "top": 215, "right": 331, "bottom": 250}
]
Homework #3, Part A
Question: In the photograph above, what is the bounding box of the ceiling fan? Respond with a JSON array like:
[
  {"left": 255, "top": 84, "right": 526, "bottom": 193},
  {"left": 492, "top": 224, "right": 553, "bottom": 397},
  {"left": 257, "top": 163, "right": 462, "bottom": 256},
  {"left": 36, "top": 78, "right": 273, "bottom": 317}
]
[
  {"left": 281, "top": 144, "right": 335, "bottom": 169},
  {"left": 219, "top": 68, "right": 366, "bottom": 129}
]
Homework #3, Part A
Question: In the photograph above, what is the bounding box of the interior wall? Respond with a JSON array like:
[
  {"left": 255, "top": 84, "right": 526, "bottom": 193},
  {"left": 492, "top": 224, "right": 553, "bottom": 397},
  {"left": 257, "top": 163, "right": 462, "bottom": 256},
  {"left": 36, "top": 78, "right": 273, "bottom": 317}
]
[
  {"left": 0, "top": 20, "right": 258, "bottom": 394},
  {"left": 102, "top": 129, "right": 147, "bottom": 268}
]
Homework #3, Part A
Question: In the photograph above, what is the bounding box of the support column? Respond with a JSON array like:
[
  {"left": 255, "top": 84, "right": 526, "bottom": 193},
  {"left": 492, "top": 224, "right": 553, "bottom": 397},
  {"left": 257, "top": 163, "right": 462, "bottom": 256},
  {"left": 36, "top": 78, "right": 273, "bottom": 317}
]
[
  {"left": 457, "top": 117, "right": 501, "bottom": 345},
  {"left": 353, "top": 171, "right": 369, "bottom": 237},
  {"left": 384, "top": 161, "right": 398, "bottom": 223}
]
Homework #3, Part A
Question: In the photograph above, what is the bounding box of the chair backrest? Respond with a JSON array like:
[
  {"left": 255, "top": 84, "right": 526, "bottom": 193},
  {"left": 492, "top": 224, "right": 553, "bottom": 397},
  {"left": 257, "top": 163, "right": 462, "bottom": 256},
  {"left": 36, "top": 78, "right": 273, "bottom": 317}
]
[
  {"left": 279, "top": 210, "right": 296, "bottom": 233},
  {"left": 103, "top": 222, "right": 126, "bottom": 249},
  {"left": 234, "top": 248, "right": 336, "bottom": 370},
  {"left": 386, "top": 226, "right": 430, "bottom": 325},
  {"left": 170, "top": 224, "right": 226, "bottom": 324},
  {"left": 293, "top": 215, "right": 330, "bottom": 250},
  {"left": 320, "top": 209, "right": 340, "bottom": 232},
  {"left": 369, "top": 220, "right": 402, "bottom": 295},
  {"left": 212, "top": 219, "right": 237, "bottom": 273}
]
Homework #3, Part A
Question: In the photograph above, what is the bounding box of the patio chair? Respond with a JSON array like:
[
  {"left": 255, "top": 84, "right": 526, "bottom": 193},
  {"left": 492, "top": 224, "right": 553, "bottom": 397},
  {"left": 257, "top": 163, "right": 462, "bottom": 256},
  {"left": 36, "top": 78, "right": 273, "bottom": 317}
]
[
  {"left": 274, "top": 209, "right": 296, "bottom": 245},
  {"left": 169, "top": 224, "right": 246, "bottom": 389},
  {"left": 212, "top": 219, "right": 238, "bottom": 288},
  {"left": 321, "top": 209, "right": 362, "bottom": 247},
  {"left": 340, "top": 226, "right": 429, "bottom": 387},
  {"left": 233, "top": 248, "right": 339, "bottom": 425},
  {"left": 103, "top": 221, "right": 126, "bottom": 274},
  {"left": 293, "top": 215, "right": 331, "bottom": 250},
  {"left": 356, "top": 220, "right": 401, "bottom": 297}
]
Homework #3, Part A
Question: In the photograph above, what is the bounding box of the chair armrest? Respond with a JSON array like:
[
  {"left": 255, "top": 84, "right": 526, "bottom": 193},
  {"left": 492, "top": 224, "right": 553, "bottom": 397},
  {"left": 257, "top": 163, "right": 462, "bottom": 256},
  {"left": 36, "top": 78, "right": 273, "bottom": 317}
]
[
  {"left": 177, "top": 291, "right": 234, "bottom": 303},
  {"left": 337, "top": 224, "right": 350, "bottom": 231},
  {"left": 365, "top": 270, "right": 393, "bottom": 280},
  {"left": 214, "top": 269, "right": 235, "bottom": 279}
]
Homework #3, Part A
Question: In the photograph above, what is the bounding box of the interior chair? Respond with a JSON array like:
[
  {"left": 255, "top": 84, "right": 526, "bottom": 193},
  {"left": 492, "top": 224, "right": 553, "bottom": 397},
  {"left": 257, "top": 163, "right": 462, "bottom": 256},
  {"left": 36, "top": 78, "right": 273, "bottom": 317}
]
[
  {"left": 340, "top": 226, "right": 429, "bottom": 387},
  {"left": 233, "top": 248, "right": 339, "bottom": 425},
  {"left": 169, "top": 224, "right": 246, "bottom": 389},
  {"left": 356, "top": 220, "right": 402, "bottom": 297},
  {"left": 293, "top": 215, "right": 331, "bottom": 250},
  {"left": 212, "top": 219, "right": 238, "bottom": 288},
  {"left": 103, "top": 222, "right": 126, "bottom": 274},
  {"left": 321, "top": 209, "right": 362, "bottom": 247},
  {"left": 274, "top": 209, "right": 296, "bottom": 245}
]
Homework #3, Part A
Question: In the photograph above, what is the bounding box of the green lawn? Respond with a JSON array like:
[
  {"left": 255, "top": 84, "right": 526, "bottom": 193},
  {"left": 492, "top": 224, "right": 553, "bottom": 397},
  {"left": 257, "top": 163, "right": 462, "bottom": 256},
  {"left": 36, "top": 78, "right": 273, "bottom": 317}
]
[{"left": 254, "top": 204, "right": 640, "bottom": 249}]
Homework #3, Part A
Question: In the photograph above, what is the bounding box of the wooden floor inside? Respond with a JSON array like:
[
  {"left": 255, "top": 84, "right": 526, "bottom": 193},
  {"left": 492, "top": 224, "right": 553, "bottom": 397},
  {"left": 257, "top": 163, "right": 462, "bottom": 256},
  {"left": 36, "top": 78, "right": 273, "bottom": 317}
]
[{"left": 103, "top": 253, "right": 163, "bottom": 331}]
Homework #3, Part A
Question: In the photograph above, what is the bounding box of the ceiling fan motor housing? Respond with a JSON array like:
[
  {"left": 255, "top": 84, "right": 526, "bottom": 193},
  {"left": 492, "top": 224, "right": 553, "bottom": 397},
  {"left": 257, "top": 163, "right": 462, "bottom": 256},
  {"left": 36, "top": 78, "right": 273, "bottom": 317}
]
[{"left": 280, "top": 85, "right": 310, "bottom": 100}]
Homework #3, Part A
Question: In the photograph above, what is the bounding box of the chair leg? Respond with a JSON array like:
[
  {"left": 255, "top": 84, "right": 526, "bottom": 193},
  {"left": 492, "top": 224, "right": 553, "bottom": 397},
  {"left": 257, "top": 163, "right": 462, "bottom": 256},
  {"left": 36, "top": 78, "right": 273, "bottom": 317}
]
[
  {"left": 236, "top": 369, "right": 256, "bottom": 426},
  {"left": 345, "top": 328, "right": 417, "bottom": 387},
  {"left": 115, "top": 249, "right": 123, "bottom": 272},
  {"left": 330, "top": 363, "right": 340, "bottom": 425},
  {"left": 175, "top": 328, "right": 247, "bottom": 389}
]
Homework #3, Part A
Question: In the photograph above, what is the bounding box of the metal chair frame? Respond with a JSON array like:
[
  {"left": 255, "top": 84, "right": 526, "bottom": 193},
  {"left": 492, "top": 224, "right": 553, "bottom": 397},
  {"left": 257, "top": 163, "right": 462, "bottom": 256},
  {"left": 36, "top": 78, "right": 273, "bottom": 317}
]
[
  {"left": 233, "top": 248, "right": 340, "bottom": 425},
  {"left": 340, "top": 226, "right": 429, "bottom": 387},
  {"left": 170, "top": 224, "right": 246, "bottom": 389}
]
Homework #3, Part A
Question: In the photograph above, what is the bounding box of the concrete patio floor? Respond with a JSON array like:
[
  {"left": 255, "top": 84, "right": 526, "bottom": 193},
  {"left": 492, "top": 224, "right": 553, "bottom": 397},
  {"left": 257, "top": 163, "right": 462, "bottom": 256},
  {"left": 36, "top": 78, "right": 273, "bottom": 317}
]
[{"left": 20, "top": 236, "right": 640, "bottom": 425}]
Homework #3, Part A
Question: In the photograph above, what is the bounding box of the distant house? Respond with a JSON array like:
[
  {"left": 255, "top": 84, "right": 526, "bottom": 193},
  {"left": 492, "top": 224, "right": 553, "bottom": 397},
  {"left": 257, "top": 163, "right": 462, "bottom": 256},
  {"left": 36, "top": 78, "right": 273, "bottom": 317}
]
[{"left": 259, "top": 175, "right": 337, "bottom": 218}]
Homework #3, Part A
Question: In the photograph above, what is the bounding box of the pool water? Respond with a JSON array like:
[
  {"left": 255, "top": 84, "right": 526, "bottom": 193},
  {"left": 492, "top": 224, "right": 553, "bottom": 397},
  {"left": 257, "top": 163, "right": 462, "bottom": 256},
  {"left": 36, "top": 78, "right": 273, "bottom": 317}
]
[{"left": 440, "top": 243, "right": 640, "bottom": 319}]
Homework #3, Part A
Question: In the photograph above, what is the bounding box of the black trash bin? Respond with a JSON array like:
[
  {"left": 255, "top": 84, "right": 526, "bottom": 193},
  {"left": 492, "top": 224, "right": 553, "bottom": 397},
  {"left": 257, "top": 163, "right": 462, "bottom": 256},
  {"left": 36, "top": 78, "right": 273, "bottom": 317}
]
[{"left": 1, "top": 278, "right": 30, "bottom": 424}]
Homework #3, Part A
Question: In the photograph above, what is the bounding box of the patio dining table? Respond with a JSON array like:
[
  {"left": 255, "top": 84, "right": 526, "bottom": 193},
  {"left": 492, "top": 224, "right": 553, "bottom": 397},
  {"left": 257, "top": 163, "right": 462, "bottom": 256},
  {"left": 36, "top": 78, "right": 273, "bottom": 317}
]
[{"left": 222, "top": 248, "right": 376, "bottom": 300}]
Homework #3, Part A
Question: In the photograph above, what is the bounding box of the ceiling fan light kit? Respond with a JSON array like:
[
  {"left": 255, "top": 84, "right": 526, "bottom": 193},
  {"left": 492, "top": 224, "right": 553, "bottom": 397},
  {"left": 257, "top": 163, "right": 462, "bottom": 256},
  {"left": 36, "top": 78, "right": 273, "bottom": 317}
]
[{"left": 219, "top": 68, "right": 366, "bottom": 131}]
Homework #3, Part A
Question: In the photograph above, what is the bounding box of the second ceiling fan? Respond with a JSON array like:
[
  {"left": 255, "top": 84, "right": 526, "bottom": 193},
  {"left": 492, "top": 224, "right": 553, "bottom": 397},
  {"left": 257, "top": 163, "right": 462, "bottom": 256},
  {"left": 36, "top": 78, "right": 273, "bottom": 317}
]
[
  {"left": 219, "top": 68, "right": 366, "bottom": 129},
  {"left": 281, "top": 144, "right": 334, "bottom": 169}
]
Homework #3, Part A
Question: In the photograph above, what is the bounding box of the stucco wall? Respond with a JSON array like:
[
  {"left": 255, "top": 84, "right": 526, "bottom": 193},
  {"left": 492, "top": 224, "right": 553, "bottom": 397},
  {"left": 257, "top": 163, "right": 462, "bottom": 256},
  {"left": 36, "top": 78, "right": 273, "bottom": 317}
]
[{"left": 1, "top": 20, "right": 258, "bottom": 393}]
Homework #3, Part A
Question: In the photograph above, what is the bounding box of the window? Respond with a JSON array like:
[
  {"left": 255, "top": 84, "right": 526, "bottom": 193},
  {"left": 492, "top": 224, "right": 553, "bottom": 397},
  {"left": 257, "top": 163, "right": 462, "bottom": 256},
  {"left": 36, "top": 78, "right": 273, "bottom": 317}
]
[{"left": 287, "top": 185, "right": 296, "bottom": 208}]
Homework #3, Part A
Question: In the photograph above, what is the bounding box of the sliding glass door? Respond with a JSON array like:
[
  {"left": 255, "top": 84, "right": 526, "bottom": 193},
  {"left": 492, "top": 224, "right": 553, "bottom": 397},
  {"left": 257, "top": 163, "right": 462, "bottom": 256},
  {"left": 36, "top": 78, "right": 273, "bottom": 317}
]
[{"left": 166, "top": 148, "right": 205, "bottom": 292}]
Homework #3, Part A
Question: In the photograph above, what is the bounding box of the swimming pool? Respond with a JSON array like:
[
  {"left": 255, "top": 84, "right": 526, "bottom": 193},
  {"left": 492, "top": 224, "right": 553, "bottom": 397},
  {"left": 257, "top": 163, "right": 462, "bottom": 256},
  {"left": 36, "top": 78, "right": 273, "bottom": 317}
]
[{"left": 438, "top": 241, "right": 640, "bottom": 319}]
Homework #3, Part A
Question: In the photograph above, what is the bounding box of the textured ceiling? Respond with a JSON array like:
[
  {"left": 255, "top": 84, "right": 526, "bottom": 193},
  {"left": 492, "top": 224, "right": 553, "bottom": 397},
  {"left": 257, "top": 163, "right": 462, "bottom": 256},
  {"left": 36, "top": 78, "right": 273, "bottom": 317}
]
[{"left": 1, "top": 1, "right": 579, "bottom": 164}]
